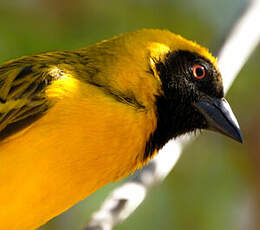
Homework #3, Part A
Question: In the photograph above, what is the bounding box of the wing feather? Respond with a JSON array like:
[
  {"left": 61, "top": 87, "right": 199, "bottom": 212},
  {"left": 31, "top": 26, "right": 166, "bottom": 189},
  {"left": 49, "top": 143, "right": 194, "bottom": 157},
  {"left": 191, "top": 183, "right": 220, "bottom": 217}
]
[{"left": 0, "top": 60, "right": 56, "bottom": 138}]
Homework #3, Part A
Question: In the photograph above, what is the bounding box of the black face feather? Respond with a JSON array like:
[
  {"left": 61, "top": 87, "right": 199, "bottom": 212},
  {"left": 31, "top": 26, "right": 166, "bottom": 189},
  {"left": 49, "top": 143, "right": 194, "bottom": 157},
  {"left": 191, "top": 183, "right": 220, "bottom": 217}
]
[{"left": 144, "top": 50, "right": 224, "bottom": 160}]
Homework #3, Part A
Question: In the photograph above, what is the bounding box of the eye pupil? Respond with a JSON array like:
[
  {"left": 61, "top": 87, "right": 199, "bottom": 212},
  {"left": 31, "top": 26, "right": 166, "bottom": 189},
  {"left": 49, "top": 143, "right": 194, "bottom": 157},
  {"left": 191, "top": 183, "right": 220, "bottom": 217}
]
[
  {"left": 192, "top": 64, "right": 206, "bottom": 79},
  {"left": 196, "top": 67, "right": 204, "bottom": 76}
]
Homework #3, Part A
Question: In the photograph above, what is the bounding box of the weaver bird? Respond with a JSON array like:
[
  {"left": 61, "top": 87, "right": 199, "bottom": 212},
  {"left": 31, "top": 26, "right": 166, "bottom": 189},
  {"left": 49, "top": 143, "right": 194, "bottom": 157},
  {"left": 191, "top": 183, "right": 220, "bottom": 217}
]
[{"left": 0, "top": 29, "right": 242, "bottom": 230}]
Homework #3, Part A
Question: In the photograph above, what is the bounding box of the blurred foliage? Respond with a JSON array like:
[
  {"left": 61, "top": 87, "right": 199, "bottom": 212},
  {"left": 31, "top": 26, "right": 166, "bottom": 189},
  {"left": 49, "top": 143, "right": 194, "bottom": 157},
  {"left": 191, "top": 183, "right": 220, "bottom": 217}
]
[{"left": 0, "top": 0, "right": 258, "bottom": 230}]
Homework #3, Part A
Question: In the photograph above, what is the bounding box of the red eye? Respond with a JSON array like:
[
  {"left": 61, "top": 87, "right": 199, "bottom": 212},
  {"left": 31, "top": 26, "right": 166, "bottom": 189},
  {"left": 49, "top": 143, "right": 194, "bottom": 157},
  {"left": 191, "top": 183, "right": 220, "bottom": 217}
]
[{"left": 192, "top": 64, "right": 206, "bottom": 79}]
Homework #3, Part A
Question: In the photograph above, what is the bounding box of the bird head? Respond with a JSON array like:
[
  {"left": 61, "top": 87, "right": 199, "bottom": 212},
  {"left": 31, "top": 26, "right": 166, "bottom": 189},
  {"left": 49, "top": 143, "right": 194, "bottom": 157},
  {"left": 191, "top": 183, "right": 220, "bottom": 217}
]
[{"left": 148, "top": 41, "right": 243, "bottom": 154}]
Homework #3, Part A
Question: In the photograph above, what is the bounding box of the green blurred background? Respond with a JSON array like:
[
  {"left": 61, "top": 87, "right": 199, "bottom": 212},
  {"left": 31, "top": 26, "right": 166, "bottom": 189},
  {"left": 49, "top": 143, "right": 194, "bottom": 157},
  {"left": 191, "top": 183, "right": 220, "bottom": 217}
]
[{"left": 0, "top": 0, "right": 259, "bottom": 229}]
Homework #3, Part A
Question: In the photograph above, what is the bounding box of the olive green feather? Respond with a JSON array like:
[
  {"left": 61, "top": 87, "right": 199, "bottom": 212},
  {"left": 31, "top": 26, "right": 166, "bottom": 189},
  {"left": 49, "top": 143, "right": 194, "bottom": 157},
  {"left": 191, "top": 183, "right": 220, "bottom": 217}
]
[{"left": 0, "top": 53, "right": 69, "bottom": 135}]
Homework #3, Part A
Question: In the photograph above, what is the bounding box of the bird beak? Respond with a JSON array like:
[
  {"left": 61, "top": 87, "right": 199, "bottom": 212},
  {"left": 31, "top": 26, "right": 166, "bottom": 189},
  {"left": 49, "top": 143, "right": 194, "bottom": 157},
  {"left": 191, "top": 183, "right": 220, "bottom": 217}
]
[{"left": 193, "top": 96, "right": 243, "bottom": 143}]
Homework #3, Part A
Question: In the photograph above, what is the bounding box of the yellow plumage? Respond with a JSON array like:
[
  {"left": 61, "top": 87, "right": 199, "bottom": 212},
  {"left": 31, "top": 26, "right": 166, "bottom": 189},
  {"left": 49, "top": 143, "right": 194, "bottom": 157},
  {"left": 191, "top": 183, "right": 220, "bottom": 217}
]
[{"left": 0, "top": 29, "right": 217, "bottom": 229}]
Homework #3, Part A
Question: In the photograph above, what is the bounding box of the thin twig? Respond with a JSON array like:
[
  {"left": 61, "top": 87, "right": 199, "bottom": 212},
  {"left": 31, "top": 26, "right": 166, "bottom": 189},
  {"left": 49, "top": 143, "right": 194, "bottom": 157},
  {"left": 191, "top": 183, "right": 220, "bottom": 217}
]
[{"left": 83, "top": 1, "right": 260, "bottom": 229}]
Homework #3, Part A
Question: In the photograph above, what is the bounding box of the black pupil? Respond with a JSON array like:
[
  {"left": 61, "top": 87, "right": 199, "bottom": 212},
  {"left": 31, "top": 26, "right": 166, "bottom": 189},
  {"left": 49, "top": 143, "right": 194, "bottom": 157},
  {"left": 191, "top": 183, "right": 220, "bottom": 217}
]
[{"left": 196, "top": 66, "right": 204, "bottom": 76}]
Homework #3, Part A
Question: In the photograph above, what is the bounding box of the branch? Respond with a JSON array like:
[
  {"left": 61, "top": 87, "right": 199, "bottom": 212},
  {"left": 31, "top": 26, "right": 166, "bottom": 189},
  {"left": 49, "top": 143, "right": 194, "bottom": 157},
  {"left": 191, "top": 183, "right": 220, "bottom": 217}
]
[{"left": 83, "top": 1, "right": 260, "bottom": 229}]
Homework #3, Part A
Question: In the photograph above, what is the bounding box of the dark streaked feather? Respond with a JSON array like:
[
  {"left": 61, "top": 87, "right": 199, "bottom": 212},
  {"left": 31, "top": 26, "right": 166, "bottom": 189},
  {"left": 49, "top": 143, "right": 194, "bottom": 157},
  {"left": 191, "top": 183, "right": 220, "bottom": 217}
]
[{"left": 0, "top": 61, "right": 57, "bottom": 138}]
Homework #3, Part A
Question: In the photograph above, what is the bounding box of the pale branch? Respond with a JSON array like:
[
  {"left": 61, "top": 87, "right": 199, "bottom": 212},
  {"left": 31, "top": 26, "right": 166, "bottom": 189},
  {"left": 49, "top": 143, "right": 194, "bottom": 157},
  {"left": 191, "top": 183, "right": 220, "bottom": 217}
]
[
  {"left": 83, "top": 1, "right": 260, "bottom": 229},
  {"left": 218, "top": 0, "right": 260, "bottom": 92}
]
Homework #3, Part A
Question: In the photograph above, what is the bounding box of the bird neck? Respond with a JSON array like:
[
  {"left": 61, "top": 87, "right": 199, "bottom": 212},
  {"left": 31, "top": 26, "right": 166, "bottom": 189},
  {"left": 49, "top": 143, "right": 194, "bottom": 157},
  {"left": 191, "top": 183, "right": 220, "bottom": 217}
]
[{"left": 143, "top": 94, "right": 204, "bottom": 161}]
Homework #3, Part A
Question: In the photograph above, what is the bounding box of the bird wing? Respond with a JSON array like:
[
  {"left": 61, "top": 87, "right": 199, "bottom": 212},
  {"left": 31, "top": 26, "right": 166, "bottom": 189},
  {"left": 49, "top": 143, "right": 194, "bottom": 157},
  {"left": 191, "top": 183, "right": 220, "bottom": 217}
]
[{"left": 0, "top": 62, "right": 56, "bottom": 139}]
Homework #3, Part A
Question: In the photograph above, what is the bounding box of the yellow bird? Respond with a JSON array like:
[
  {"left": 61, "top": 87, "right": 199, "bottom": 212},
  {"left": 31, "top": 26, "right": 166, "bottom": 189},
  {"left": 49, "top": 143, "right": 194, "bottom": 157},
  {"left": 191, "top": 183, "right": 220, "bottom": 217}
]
[{"left": 0, "top": 29, "right": 242, "bottom": 230}]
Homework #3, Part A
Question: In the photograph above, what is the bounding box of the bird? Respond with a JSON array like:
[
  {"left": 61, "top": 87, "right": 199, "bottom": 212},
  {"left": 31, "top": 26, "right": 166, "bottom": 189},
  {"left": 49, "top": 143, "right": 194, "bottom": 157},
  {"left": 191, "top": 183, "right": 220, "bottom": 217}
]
[{"left": 0, "top": 29, "right": 242, "bottom": 230}]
